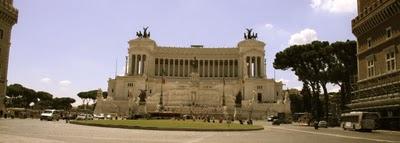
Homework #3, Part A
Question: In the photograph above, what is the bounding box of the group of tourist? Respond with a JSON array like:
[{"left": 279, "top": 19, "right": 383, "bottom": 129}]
[{"left": 174, "top": 115, "right": 254, "bottom": 125}]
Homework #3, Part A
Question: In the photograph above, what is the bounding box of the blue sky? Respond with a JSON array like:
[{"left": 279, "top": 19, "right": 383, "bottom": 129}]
[{"left": 9, "top": 0, "right": 357, "bottom": 105}]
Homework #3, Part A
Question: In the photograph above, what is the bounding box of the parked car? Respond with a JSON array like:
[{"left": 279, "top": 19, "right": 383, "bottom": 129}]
[
  {"left": 40, "top": 109, "right": 61, "bottom": 121},
  {"left": 94, "top": 113, "right": 105, "bottom": 119},
  {"left": 76, "top": 114, "right": 94, "bottom": 120},
  {"left": 106, "top": 114, "right": 112, "bottom": 120},
  {"left": 318, "top": 120, "right": 328, "bottom": 128},
  {"left": 272, "top": 119, "right": 281, "bottom": 125},
  {"left": 105, "top": 113, "right": 117, "bottom": 120},
  {"left": 267, "top": 116, "right": 278, "bottom": 122}
]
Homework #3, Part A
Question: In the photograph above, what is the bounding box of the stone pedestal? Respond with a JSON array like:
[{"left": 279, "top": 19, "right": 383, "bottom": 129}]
[{"left": 137, "top": 102, "right": 147, "bottom": 115}]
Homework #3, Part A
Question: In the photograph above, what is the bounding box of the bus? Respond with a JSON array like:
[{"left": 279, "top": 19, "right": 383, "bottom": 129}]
[{"left": 340, "top": 111, "right": 380, "bottom": 132}]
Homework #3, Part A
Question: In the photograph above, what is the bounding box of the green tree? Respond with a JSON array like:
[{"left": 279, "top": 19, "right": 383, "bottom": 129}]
[
  {"left": 274, "top": 41, "right": 328, "bottom": 119},
  {"left": 77, "top": 90, "right": 98, "bottom": 110},
  {"left": 52, "top": 97, "right": 75, "bottom": 110},
  {"left": 289, "top": 93, "right": 304, "bottom": 113},
  {"left": 328, "top": 40, "right": 357, "bottom": 111},
  {"left": 34, "top": 91, "right": 54, "bottom": 109},
  {"left": 274, "top": 40, "right": 354, "bottom": 119},
  {"left": 36, "top": 91, "right": 53, "bottom": 101},
  {"left": 6, "top": 84, "right": 37, "bottom": 108}
]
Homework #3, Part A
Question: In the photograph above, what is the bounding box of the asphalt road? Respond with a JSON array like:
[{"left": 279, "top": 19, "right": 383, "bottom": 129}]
[{"left": 0, "top": 119, "right": 399, "bottom": 143}]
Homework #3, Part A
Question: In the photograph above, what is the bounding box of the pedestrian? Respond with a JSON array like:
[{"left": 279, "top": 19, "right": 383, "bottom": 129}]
[
  {"left": 314, "top": 120, "right": 319, "bottom": 130},
  {"left": 65, "top": 112, "right": 70, "bottom": 123}
]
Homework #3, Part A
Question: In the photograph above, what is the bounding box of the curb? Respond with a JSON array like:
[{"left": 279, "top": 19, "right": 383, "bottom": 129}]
[{"left": 70, "top": 121, "right": 264, "bottom": 132}]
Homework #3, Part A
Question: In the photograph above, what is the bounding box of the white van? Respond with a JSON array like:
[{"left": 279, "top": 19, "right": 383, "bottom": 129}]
[{"left": 40, "top": 109, "right": 61, "bottom": 121}]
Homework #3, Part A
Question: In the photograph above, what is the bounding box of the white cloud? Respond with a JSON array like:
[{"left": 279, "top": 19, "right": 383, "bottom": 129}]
[
  {"left": 310, "top": 0, "right": 357, "bottom": 13},
  {"left": 276, "top": 78, "right": 289, "bottom": 83},
  {"left": 59, "top": 80, "right": 72, "bottom": 86},
  {"left": 40, "top": 77, "right": 52, "bottom": 83},
  {"left": 264, "top": 24, "right": 274, "bottom": 30},
  {"left": 288, "top": 28, "right": 318, "bottom": 46}
]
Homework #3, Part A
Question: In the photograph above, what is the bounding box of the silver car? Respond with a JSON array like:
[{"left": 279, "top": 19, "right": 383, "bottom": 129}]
[
  {"left": 318, "top": 121, "right": 328, "bottom": 128},
  {"left": 76, "top": 114, "right": 93, "bottom": 120}
]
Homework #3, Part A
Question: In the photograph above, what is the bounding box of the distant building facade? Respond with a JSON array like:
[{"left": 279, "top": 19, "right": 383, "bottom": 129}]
[
  {"left": 350, "top": 0, "right": 399, "bottom": 129},
  {"left": 0, "top": 0, "right": 18, "bottom": 116},
  {"left": 95, "top": 28, "right": 290, "bottom": 119}
]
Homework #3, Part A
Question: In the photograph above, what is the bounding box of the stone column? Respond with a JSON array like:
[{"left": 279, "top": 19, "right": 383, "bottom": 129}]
[
  {"left": 234, "top": 59, "right": 236, "bottom": 77},
  {"left": 184, "top": 59, "right": 187, "bottom": 77},
  {"left": 227, "top": 60, "right": 230, "bottom": 77},
  {"left": 133, "top": 55, "right": 139, "bottom": 75},
  {"left": 177, "top": 59, "right": 181, "bottom": 77},
  {"left": 255, "top": 56, "right": 258, "bottom": 78},
  {"left": 263, "top": 58, "right": 266, "bottom": 78},
  {"left": 223, "top": 60, "right": 226, "bottom": 77},
  {"left": 245, "top": 57, "right": 251, "bottom": 77},
  {"left": 216, "top": 60, "right": 218, "bottom": 77},
  {"left": 132, "top": 55, "right": 136, "bottom": 75},
  {"left": 125, "top": 54, "right": 132, "bottom": 75},
  {"left": 164, "top": 59, "right": 167, "bottom": 77},
  {"left": 219, "top": 60, "right": 222, "bottom": 77},
  {"left": 186, "top": 60, "right": 190, "bottom": 77},
  {"left": 207, "top": 60, "right": 210, "bottom": 77},
  {"left": 158, "top": 58, "right": 161, "bottom": 76},
  {"left": 141, "top": 55, "right": 145, "bottom": 75},
  {"left": 138, "top": 55, "right": 142, "bottom": 75},
  {"left": 172, "top": 59, "right": 176, "bottom": 77},
  {"left": 167, "top": 59, "right": 171, "bottom": 76},
  {"left": 202, "top": 60, "right": 205, "bottom": 77},
  {"left": 232, "top": 59, "right": 235, "bottom": 77}
]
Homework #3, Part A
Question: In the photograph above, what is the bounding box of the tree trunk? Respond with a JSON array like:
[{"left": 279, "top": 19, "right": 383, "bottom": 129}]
[
  {"left": 321, "top": 82, "right": 329, "bottom": 119},
  {"left": 339, "top": 83, "right": 346, "bottom": 111},
  {"left": 309, "top": 81, "right": 320, "bottom": 120}
]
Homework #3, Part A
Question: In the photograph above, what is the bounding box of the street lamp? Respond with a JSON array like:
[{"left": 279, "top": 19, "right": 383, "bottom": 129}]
[
  {"left": 222, "top": 78, "right": 226, "bottom": 106},
  {"left": 158, "top": 69, "right": 165, "bottom": 112}
]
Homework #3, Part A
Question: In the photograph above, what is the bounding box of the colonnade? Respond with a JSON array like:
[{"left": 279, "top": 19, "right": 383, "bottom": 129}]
[
  {"left": 246, "top": 56, "right": 263, "bottom": 78},
  {"left": 154, "top": 58, "right": 239, "bottom": 78},
  {"left": 130, "top": 54, "right": 146, "bottom": 75}
]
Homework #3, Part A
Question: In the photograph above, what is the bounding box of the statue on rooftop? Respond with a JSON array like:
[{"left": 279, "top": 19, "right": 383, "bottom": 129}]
[
  {"left": 136, "top": 27, "right": 151, "bottom": 38},
  {"left": 244, "top": 28, "right": 258, "bottom": 40}
]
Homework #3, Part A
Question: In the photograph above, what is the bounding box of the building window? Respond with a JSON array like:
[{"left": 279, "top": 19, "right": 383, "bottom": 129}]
[
  {"left": 367, "top": 59, "right": 375, "bottom": 77},
  {"left": 0, "top": 29, "right": 3, "bottom": 39},
  {"left": 386, "top": 51, "right": 396, "bottom": 72},
  {"left": 367, "top": 38, "right": 372, "bottom": 48},
  {"left": 386, "top": 27, "right": 392, "bottom": 39},
  {"left": 127, "top": 83, "right": 133, "bottom": 87}
]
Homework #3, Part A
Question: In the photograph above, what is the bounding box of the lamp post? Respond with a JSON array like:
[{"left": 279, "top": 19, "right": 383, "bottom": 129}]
[
  {"left": 222, "top": 78, "right": 226, "bottom": 106},
  {"left": 158, "top": 69, "right": 165, "bottom": 112}
]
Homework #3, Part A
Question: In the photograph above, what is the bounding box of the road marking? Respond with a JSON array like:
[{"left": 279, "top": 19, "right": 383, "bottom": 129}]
[
  {"left": 185, "top": 134, "right": 214, "bottom": 143},
  {"left": 269, "top": 126, "right": 400, "bottom": 143}
]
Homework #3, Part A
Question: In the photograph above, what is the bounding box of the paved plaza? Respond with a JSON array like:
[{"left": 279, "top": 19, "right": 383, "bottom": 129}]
[{"left": 0, "top": 119, "right": 399, "bottom": 143}]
